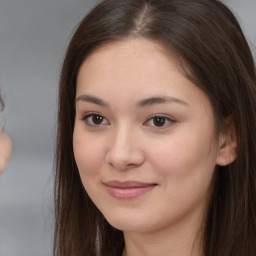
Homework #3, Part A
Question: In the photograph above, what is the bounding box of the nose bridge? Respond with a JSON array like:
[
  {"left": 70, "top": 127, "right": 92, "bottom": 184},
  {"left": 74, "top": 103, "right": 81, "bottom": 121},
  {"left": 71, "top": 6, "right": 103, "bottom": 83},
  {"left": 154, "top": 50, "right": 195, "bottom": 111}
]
[{"left": 106, "top": 121, "right": 144, "bottom": 169}]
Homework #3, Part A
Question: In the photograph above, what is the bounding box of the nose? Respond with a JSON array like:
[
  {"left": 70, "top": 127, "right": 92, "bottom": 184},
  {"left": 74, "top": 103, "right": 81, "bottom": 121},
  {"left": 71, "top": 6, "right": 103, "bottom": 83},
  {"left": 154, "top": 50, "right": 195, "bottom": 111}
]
[{"left": 105, "top": 124, "right": 145, "bottom": 170}]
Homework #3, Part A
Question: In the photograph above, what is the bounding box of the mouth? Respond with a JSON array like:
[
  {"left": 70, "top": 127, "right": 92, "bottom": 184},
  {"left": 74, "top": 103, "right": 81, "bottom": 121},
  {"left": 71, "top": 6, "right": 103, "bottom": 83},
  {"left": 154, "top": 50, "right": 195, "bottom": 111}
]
[{"left": 103, "top": 180, "right": 157, "bottom": 200}]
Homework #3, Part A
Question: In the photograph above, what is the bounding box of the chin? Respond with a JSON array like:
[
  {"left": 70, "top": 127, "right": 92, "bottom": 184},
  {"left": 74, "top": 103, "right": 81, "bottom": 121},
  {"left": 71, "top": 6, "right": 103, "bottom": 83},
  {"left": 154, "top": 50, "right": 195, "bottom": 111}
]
[{"left": 104, "top": 212, "right": 153, "bottom": 233}]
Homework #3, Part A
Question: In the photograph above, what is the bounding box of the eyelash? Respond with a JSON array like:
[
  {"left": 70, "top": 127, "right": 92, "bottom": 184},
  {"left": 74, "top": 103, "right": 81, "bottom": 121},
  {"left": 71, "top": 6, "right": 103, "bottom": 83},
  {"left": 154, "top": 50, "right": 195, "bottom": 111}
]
[
  {"left": 82, "top": 113, "right": 109, "bottom": 127},
  {"left": 144, "top": 115, "right": 175, "bottom": 129},
  {"left": 81, "top": 113, "right": 176, "bottom": 128}
]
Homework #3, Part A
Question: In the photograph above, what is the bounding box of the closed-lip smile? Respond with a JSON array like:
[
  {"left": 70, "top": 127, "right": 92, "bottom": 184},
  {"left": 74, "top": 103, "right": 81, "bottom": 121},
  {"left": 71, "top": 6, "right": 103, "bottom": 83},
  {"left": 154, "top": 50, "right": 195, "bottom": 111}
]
[{"left": 103, "top": 180, "right": 157, "bottom": 199}]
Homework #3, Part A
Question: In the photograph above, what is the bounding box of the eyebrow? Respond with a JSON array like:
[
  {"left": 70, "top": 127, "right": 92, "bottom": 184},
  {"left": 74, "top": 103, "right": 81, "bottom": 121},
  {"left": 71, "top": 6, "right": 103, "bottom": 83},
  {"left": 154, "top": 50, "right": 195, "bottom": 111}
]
[
  {"left": 137, "top": 96, "right": 189, "bottom": 107},
  {"left": 76, "top": 95, "right": 109, "bottom": 107},
  {"left": 76, "top": 94, "right": 189, "bottom": 107}
]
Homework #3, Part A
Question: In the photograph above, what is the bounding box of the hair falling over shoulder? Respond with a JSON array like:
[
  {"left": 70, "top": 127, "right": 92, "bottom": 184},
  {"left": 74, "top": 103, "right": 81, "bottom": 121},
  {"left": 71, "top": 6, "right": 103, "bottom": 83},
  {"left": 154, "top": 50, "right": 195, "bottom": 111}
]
[{"left": 54, "top": 0, "right": 256, "bottom": 255}]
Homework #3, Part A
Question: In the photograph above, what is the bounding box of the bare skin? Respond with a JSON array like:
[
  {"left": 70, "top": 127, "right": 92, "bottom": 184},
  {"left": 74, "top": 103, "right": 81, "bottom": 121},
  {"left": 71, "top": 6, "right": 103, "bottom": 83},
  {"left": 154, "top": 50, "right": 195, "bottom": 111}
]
[
  {"left": 73, "top": 38, "right": 237, "bottom": 256},
  {"left": 0, "top": 132, "right": 12, "bottom": 173}
]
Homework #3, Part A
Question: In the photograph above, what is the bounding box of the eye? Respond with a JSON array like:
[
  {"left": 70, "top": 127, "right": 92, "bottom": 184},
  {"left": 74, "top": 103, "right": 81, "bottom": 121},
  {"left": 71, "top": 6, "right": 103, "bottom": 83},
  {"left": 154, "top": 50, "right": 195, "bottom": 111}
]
[
  {"left": 144, "top": 115, "right": 175, "bottom": 128},
  {"left": 82, "top": 113, "right": 109, "bottom": 126}
]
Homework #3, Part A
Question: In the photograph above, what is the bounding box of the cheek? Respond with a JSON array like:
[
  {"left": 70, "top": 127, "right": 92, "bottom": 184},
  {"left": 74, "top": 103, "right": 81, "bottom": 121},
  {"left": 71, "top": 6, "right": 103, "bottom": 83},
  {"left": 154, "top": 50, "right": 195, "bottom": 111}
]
[
  {"left": 146, "top": 132, "right": 217, "bottom": 224},
  {"left": 73, "top": 134, "right": 105, "bottom": 207},
  {"left": 149, "top": 127, "right": 217, "bottom": 189},
  {"left": 73, "top": 130, "right": 104, "bottom": 178}
]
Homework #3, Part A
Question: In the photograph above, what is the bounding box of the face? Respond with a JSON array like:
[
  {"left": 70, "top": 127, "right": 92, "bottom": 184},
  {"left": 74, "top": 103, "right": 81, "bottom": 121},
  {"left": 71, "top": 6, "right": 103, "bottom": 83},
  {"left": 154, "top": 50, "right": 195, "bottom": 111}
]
[
  {"left": 0, "top": 132, "right": 12, "bottom": 173},
  {"left": 73, "top": 38, "right": 222, "bottom": 234}
]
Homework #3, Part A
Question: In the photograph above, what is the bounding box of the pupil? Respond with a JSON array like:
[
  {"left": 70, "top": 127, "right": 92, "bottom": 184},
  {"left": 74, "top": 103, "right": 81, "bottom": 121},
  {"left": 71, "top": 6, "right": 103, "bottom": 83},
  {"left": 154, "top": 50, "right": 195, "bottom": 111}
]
[
  {"left": 93, "top": 115, "right": 103, "bottom": 124},
  {"left": 153, "top": 117, "right": 165, "bottom": 126}
]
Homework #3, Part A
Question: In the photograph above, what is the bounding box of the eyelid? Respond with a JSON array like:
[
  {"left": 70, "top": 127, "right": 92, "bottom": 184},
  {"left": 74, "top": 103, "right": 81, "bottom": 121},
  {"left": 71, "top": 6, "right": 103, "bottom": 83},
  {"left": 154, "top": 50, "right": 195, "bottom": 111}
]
[
  {"left": 144, "top": 114, "right": 176, "bottom": 129},
  {"left": 80, "top": 112, "right": 175, "bottom": 129},
  {"left": 81, "top": 112, "right": 110, "bottom": 126}
]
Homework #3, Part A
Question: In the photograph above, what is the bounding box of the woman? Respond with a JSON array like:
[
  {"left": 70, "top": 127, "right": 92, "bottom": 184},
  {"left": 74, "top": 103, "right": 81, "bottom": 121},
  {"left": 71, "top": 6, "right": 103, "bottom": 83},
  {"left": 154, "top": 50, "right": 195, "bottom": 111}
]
[
  {"left": 54, "top": 0, "right": 256, "bottom": 255},
  {"left": 0, "top": 93, "right": 12, "bottom": 174}
]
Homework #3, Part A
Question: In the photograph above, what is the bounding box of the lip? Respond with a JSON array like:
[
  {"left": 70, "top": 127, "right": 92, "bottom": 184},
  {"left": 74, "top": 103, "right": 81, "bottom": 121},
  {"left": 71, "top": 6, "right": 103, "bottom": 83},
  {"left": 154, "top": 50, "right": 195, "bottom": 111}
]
[{"left": 103, "top": 180, "right": 157, "bottom": 200}]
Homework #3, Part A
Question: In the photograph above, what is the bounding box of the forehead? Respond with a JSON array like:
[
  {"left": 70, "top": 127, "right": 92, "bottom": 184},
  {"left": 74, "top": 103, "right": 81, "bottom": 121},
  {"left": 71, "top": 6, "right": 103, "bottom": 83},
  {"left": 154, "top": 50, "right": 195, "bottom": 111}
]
[
  {"left": 77, "top": 39, "right": 214, "bottom": 120},
  {"left": 76, "top": 38, "right": 216, "bottom": 131},
  {"left": 77, "top": 38, "right": 186, "bottom": 94}
]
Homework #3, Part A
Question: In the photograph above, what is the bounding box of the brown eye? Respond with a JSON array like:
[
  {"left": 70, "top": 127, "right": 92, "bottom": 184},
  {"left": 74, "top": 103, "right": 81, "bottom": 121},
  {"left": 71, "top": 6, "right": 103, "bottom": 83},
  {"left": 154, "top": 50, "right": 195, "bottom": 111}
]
[
  {"left": 82, "top": 113, "right": 109, "bottom": 126},
  {"left": 144, "top": 115, "right": 175, "bottom": 129},
  {"left": 153, "top": 117, "right": 166, "bottom": 127},
  {"left": 92, "top": 115, "right": 104, "bottom": 125}
]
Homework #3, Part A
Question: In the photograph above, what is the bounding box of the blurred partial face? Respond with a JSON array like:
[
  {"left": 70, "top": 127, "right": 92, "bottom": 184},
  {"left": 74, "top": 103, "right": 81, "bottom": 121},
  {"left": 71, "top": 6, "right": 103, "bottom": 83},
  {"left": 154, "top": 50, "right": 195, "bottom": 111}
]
[
  {"left": 73, "top": 38, "right": 221, "bottom": 234},
  {"left": 0, "top": 132, "right": 12, "bottom": 173}
]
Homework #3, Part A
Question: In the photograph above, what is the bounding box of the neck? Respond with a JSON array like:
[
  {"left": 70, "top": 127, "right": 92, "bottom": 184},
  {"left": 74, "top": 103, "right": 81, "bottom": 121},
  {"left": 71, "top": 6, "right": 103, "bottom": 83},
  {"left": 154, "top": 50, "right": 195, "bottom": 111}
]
[{"left": 122, "top": 209, "right": 205, "bottom": 256}]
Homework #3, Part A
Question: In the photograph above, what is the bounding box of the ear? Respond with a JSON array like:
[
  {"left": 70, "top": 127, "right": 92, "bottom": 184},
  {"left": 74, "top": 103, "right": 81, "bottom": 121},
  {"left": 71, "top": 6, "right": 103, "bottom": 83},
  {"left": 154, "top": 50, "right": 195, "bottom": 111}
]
[{"left": 216, "top": 117, "right": 237, "bottom": 166}]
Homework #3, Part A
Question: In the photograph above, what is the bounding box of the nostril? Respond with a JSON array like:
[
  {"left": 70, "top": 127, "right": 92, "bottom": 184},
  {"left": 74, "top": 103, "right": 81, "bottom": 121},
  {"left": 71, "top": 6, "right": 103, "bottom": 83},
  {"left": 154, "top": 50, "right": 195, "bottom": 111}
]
[{"left": 105, "top": 148, "right": 145, "bottom": 170}]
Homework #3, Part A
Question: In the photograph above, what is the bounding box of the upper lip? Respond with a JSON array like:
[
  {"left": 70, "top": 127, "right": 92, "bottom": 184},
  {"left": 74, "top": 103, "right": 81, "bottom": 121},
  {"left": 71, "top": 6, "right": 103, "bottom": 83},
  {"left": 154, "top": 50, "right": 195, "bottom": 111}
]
[{"left": 103, "top": 180, "right": 157, "bottom": 188}]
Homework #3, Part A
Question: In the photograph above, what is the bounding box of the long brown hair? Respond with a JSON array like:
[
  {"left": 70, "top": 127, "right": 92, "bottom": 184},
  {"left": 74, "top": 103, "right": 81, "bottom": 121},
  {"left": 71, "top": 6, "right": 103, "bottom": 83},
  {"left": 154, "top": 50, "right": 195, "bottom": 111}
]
[{"left": 54, "top": 0, "right": 256, "bottom": 255}]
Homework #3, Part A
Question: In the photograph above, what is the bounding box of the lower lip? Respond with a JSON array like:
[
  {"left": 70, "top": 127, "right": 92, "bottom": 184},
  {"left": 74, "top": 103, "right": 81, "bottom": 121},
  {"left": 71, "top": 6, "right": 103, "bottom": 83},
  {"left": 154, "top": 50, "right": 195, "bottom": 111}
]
[{"left": 105, "top": 185, "right": 156, "bottom": 200}]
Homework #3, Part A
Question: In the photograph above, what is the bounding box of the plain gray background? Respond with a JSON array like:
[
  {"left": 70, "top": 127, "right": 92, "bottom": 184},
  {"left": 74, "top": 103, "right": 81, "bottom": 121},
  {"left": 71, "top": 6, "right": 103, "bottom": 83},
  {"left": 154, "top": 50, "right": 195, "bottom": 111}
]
[{"left": 0, "top": 1, "right": 255, "bottom": 255}]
